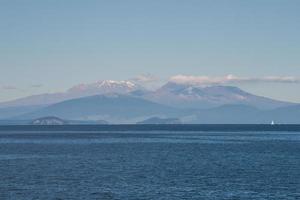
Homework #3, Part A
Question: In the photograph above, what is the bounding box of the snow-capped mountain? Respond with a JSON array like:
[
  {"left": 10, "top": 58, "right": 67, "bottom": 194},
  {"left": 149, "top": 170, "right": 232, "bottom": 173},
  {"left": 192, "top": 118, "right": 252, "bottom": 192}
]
[
  {"left": 0, "top": 80, "right": 143, "bottom": 108},
  {"left": 140, "top": 81, "right": 293, "bottom": 109}
]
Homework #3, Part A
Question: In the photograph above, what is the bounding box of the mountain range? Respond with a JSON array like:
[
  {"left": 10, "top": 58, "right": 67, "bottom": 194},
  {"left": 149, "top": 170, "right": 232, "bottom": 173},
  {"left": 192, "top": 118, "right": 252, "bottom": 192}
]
[{"left": 1, "top": 79, "right": 299, "bottom": 124}]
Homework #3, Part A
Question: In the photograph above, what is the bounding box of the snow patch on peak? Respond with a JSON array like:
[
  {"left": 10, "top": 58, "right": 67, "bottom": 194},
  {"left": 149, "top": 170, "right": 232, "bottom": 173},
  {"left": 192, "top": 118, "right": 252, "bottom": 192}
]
[{"left": 68, "top": 80, "right": 139, "bottom": 94}]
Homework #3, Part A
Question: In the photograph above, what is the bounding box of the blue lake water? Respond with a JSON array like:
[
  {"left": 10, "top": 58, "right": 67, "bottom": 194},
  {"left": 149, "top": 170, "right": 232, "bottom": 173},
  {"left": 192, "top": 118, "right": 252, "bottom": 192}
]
[{"left": 0, "top": 126, "right": 300, "bottom": 199}]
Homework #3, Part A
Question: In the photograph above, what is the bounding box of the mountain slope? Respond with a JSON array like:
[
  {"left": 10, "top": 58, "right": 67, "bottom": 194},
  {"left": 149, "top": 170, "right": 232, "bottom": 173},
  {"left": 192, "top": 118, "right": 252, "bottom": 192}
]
[
  {"left": 185, "top": 104, "right": 300, "bottom": 124},
  {"left": 8, "top": 100, "right": 300, "bottom": 124},
  {"left": 17, "top": 94, "right": 178, "bottom": 123},
  {"left": 191, "top": 105, "right": 262, "bottom": 124},
  {"left": 141, "top": 82, "right": 293, "bottom": 109},
  {"left": 0, "top": 105, "right": 45, "bottom": 119},
  {"left": 263, "top": 105, "right": 300, "bottom": 124}
]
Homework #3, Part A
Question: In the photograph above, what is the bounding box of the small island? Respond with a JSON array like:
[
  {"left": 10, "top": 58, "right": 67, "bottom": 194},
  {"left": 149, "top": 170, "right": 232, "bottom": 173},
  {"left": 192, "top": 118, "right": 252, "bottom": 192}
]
[
  {"left": 31, "top": 116, "right": 67, "bottom": 125},
  {"left": 137, "top": 117, "right": 181, "bottom": 124}
]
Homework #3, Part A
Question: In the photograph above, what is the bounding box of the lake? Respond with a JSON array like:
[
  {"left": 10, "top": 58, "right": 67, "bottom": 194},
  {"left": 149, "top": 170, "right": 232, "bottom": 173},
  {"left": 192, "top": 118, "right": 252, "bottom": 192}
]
[{"left": 0, "top": 125, "right": 300, "bottom": 199}]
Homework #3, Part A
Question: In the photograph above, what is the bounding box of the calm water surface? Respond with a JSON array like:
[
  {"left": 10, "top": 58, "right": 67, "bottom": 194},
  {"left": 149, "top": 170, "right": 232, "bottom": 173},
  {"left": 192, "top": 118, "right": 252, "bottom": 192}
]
[{"left": 0, "top": 128, "right": 300, "bottom": 199}]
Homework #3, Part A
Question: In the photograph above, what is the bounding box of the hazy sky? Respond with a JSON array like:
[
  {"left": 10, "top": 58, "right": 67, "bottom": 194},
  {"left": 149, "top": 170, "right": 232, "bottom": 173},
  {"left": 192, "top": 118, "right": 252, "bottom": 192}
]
[{"left": 1, "top": 0, "right": 300, "bottom": 102}]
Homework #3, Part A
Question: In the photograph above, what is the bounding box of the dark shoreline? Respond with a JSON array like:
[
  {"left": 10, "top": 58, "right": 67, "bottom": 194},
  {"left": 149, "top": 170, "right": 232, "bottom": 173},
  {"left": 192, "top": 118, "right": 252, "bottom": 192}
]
[{"left": 1, "top": 124, "right": 300, "bottom": 132}]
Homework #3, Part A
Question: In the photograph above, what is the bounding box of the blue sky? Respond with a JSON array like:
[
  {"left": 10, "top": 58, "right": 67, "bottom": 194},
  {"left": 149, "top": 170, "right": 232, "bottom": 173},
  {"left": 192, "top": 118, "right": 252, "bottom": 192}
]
[{"left": 1, "top": 0, "right": 300, "bottom": 102}]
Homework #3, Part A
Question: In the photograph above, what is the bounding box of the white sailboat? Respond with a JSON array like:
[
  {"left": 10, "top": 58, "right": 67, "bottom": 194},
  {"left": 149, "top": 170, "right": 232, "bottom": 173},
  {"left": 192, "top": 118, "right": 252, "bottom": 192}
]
[{"left": 271, "top": 120, "right": 275, "bottom": 125}]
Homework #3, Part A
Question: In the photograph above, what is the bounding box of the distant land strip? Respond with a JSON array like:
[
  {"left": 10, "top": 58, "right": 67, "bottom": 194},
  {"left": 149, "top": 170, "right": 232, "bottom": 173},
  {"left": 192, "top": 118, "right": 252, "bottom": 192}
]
[{"left": 1, "top": 124, "right": 300, "bottom": 132}]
